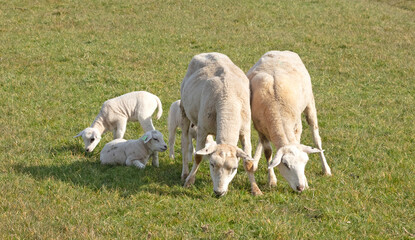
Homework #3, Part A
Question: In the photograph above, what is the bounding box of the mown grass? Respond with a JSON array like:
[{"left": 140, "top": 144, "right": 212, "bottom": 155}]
[{"left": 1, "top": 0, "right": 414, "bottom": 239}]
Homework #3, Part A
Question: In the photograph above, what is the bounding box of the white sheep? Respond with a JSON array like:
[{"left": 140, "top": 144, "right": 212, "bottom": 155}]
[
  {"left": 74, "top": 91, "right": 163, "bottom": 166},
  {"left": 167, "top": 100, "right": 197, "bottom": 159},
  {"left": 100, "top": 130, "right": 167, "bottom": 169},
  {"left": 180, "top": 52, "right": 258, "bottom": 197},
  {"left": 168, "top": 100, "right": 215, "bottom": 176},
  {"left": 247, "top": 50, "right": 332, "bottom": 193}
]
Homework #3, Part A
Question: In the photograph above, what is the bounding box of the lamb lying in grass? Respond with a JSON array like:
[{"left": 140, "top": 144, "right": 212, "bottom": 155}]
[
  {"left": 100, "top": 130, "right": 167, "bottom": 169},
  {"left": 74, "top": 91, "right": 163, "bottom": 166}
]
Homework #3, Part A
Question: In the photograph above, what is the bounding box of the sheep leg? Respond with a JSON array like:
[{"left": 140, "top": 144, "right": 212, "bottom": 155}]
[
  {"left": 294, "top": 118, "right": 303, "bottom": 143},
  {"left": 244, "top": 139, "right": 262, "bottom": 196},
  {"left": 246, "top": 170, "right": 262, "bottom": 196},
  {"left": 126, "top": 158, "right": 145, "bottom": 169},
  {"left": 168, "top": 119, "right": 179, "bottom": 159},
  {"left": 304, "top": 98, "right": 332, "bottom": 176},
  {"left": 151, "top": 152, "right": 159, "bottom": 167},
  {"left": 113, "top": 119, "right": 127, "bottom": 139},
  {"left": 184, "top": 130, "right": 207, "bottom": 187},
  {"left": 262, "top": 139, "right": 277, "bottom": 187},
  {"left": 183, "top": 154, "right": 201, "bottom": 187},
  {"left": 139, "top": 117, "right": 156, "bottom": 132},
  {"left": 239, "top": 130, "right": 252, "bottom": 158},
  {"left": 187, "top": 133, "right": 194, "bottom": 172},
  {"left": 180, "top": 111, "right": 191, "bottom": 181}
]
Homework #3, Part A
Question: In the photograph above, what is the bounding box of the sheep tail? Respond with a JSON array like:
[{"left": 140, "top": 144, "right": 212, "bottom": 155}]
[{"left": 155, "top": 95, "right": 163, "bottom": 120}]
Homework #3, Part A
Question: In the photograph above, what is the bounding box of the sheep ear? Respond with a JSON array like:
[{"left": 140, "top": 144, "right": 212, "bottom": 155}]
[
  {"left": 141, "top": 132, "right": 152, "bottom": 143},
  {"left": 236, "top": 148, "right": 253, "bottom": 161},
  {"left": 269, "top": 147, "right": 284, "bottom": 169},
  {"left": 299, "top": 144, "right": 322, "bottom": 154},
  {"left": 196, "top": 144, "right": 217, "bottom": 156},
  {"left": 74, "top": 131, "right": 84, "bottom": 138}
]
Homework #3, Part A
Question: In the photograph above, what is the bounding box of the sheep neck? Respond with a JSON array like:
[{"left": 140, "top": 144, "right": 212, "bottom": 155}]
[
  {"left": 266, "top": 103, "right": 298, "bottom": 150},
  {"left": 215, "top": 102, "right": 241, "bottom": 145},
  {"left": 90, "top": 115, "right": 106, "bottom": 134},
  {"left": 141, "top": 139, "right": 152, "bottom": 155}
]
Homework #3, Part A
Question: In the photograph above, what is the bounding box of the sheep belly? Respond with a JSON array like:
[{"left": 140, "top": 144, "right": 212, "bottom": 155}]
[{"left": 100, "top": 140, "right": 128, "bottom": 165}]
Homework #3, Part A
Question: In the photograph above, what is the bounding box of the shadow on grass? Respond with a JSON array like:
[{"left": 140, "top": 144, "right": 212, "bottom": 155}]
[{"left": 12, "top": 154, "right": 206, "bottom": 199}]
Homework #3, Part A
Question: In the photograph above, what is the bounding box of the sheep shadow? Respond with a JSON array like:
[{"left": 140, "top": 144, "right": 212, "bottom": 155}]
[{"left": 12, "top": 157, "right": 205, "bottom": 199}]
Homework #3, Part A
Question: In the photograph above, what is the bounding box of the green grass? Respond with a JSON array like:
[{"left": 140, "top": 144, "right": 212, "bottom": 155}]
[{"left": 1, "top": 0, "right": 414, "bottom": 238}]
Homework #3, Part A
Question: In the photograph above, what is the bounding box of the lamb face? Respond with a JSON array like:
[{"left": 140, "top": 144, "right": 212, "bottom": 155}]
[
  {"left": 76, "top": 127, "right": 102, "bottom": 152},
  {"left": 197, "top": 143, "right": 252, "bottom": 197},
  {"left": 269, "top": 144, "right": 321, "bottom": 192},
  {"left": 143, "top": 130, "right": 168, "bottom": 152}
]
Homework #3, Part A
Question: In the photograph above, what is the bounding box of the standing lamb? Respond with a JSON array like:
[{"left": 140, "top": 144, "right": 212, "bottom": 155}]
[
  {"left": 74, "top": 91, "right": 163, "bottom": 167},
  {"left": 247, "top": 50, "right": 332, "bottom": 193},
  {"left": 180, "top": 52, "right": 259, "bottom": 197},
  {"left": 168, "top": 99, "right": 214, "bottom": 165},
  {"left": 100, "top": 130, "right": 167, "bottom": 169},
  {"left": 167, "top": 100, "right": 197, "bottom": 159}
]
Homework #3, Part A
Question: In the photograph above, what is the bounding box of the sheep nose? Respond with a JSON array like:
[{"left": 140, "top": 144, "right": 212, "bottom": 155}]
[
  {"left": 214, "top": 190, "right": 226, "bottom": 197},
  {"left": 85, "top": 148, "right": 90, "bottom": 152},
  {"left": 296, "top": 185, "right": 305, "bottom": 192}
]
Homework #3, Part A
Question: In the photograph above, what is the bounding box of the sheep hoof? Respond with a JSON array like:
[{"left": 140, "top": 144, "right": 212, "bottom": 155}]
[
  {"left": 268, "top": 181, "right": 277, "bottom": 188},
  {"left": 181, "top": 173, "right": 189, "bottom": 181},
  {"left": 251, "top": 185, "right": 263, "bottom": 196},
  {"left": 183, "top": 176, "right": 195, "bottom": 187},
  {"left": 323, "top": 169, "right": 332, "bottom": 176}
]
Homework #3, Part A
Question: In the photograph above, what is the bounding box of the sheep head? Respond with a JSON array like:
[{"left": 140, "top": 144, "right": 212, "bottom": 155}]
[
  {"left": 74, "top": 127, "right": 102, "bottom": 152},
  {"left": 269, "top": 144, "right": 322, "bottom": 192},
  {"left": 141, "top": 130, "right": 168, "bottom": 152},
  {"left": 196, "top": 142, "right": 253, "bottom": 197}
]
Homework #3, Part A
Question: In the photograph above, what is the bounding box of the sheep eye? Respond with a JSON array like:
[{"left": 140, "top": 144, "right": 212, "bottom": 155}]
[
  {"left": 154, "top": 138, "right": 159, "bottom": 142},
  {"left": 90, "top": 138, "right": 95, "bottom": 143},
  {"left": 210, "top": 163, "right": 214, "bottom": 168},
  {"left": 283, "top": 162, "right": 290, "bottom": 169},
  {"left": 231, "top": 167, "right": 237, "bottom": 173}
]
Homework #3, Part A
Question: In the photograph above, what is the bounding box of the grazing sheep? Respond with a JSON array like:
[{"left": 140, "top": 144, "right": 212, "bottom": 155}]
[
  {"left": 168, "top": 100, "right": 214, "bottom": 164},
  {"left": 247, "top": 50, "right": 332, "bottom": 193},
  {"left": 74, "top": 91, "right": 163, "bottom": 167},
  {"left": 180, "top": 52, "right": 258, "bottom": 197},
  {"left": 100, "top": 130, "right": 167, "bottom": 169}
]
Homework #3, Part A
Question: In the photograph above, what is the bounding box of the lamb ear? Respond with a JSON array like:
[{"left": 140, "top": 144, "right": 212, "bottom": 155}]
[
  {"left": 236, "top": 148, "right": 253, "bottom": 161},
  {"left": 269, "top": 147, "right": 284, "bottom": 169},
  {"left": 141, "top": 132, "right": 152, "bottom": 143},
  {"left": 74, "top": 130, "right": 84, "bottom": 138},
  {"left": 299, "top": 144, "right": 323, "bottom": 154},
  {"left": 196, "top": 144, "right": 217, "bottom": 156}
]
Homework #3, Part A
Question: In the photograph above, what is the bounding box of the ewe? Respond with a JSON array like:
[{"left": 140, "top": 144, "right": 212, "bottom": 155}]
[
  {"left": 100, "top": 130, "right": 167, "bottom": 169},
  {"left": 75, "top": 91, "right": 162, "bottom": 166},
  {"left": 247, "top": 51, "right": 332, "bottom": 193},
  {"left": 180, "top": 52, "right": 259, "bottom": 197}
]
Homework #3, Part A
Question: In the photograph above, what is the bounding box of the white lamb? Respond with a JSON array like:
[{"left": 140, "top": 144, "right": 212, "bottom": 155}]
[
  {"left": 247, "top": 50, "right": 332, "bottom": 193},
  {"left": 180, "top": 52, "right": 258, "bottom": 197},
  {"left": 168, "top": 100, "right": 215, "bottom": 176},
  {"left": 74, "top": 91, "right": 163, "bottom": 166},
  {"left": 167, "top": 100, "right": 197, "bottom": 159},
  {"left": 100, "top": 130, "right": 167, "bottom": 169}
]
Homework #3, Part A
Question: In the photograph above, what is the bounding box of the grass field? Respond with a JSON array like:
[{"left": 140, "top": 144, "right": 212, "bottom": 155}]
[{"left": 1, "top": 0, "right": 414, "bottom": 239}]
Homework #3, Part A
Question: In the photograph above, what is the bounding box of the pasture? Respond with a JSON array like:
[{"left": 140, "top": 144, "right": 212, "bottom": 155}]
[{"left": 1, "top": 0, "right": 414, "bottom": 239}]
